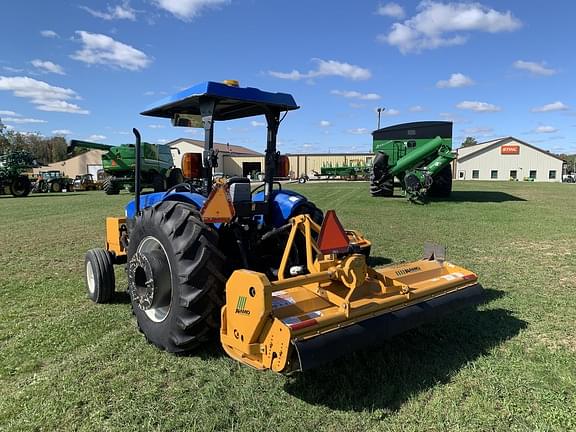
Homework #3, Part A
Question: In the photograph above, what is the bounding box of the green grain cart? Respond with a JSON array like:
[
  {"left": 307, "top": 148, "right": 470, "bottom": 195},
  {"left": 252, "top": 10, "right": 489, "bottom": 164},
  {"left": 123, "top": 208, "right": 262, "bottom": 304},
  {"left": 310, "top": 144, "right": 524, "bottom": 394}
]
[
  {"left": 70, "top": 140, "right": 183, "bottom": 195},
  {"left": 370, "top": 121, "right": 455, "bottom": 201}
]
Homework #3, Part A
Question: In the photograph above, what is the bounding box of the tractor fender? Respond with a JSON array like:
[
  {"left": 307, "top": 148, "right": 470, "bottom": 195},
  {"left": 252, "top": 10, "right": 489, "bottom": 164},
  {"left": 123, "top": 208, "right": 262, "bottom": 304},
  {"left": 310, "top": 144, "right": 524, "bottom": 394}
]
[
  {"left": 253, "top": 189, "right": 311, "bottom": 227},
  {"left": 125, "top": 191, "right": 206, "bottom": 219}
]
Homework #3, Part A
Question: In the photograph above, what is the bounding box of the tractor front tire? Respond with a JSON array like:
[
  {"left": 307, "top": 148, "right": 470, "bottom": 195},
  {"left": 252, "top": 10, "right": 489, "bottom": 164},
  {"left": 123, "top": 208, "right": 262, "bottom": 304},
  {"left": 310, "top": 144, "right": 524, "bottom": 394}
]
[
  {"left": 10, "top": 176, "right": 31, "bottom": 197},
  {"left": 428, "top": 165, "right": 453, "bottom": 198},
  {"left": 103, "top": 178, "right": 120, "bottom": 195},
  {"left": 85, "top": 248, "right": 115, "bottom": 303},
  {"left": 50, "top": 181, "right": 61, "bottom": 193},
  {"left": 127, "top": 201, "right": 227, "bottom": 353}
]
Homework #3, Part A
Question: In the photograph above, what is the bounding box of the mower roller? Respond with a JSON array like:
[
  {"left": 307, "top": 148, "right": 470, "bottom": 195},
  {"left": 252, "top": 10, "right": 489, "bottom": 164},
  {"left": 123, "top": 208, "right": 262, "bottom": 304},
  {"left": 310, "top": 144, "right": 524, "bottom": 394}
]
[{"left": 84, "top": 81, "right": 483, "bottom": 373}]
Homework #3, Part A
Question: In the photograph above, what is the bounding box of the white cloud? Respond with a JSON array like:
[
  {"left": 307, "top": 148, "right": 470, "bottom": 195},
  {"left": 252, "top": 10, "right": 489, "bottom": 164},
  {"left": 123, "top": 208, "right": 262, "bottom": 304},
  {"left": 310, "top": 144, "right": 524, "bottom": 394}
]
[
  {"left": 0, "top": 76, "right": 89, "bottom": 114},
  {"left": 86, "top": 134, "right": 107, "bottom": 141},
  {"left": 513, "top": 60, "right": 556, "bottom": 76},
  {"left": 456, "top": 100, "right": 501, "bottom": 112},
  {"left": 148, "top": 124, "right": 165, "bottom": 128},
  {"left": 152, "top": 0, "right": 229, "bottom": 21},
  {"left": 319, "top": 120, "right": 331, "bottom": 127},
  {"left": 347, "top": 128, "right": 370, "bottom": 135},
  {"left": 379, "top": 1, "right": 521, "bottom": 54},
  {"left": 251, "top": 120, "right": 265, "bottom": 127},
  {"left": 382, "top": 108, "right": 400, "bottom": 116},
  {"left": 409, "top": 105, "right": 424, "bottom": 112},
  {"left": 31, "top": 59, "right": 65, "bottom": 75},
  {"left": 3, "top": 66, "right": 24, "bottom": 73},
  {"left": 80, "top": 1, "right": 136, "bottom": 20},
  {"left": 269, "top": 59, "right": 371, "bottom": 81},
  {"left": 1, "top": 116, "right": 47, "bottom": 124},
  {"left": 531, "top": 101, "right": 569, "bottom": 113},
  {"left": 376, "top": 2, "right": 405, "bottom": 19},
  {"left": 144, "top": 90, "right": 155, "bottom": 96},
  {"left": 436, "top": 72, "right": 474, "bottom": 88},
  {"left": 0, "top": 110, "right": 18, "bottom": 116},
  {"left": 40, "top": 30, "right": 59, "bottom": 38},
  {"left": 534, "top": 125, "right": 557, "bottom": 134},
  {"left": 72, "top": 31, "right": 151, "bottom": 71},
  {"left": 462, "top": 126, "right": 494, "bottom": 136},
  {"left": 52, "top": 129, "right": 72, "bottom": 135},
  {"left": 331, "top": 90, "right": 381, "bottom": 100}
]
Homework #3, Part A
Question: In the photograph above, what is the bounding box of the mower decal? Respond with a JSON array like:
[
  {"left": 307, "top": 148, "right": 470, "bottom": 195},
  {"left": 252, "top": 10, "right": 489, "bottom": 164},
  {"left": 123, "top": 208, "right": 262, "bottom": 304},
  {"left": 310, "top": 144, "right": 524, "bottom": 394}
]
[
  {"left": 271, "top": 294, "right": 296, "bottom": 310},
  {"left": 395, "top": 266, "right": 422, "bottom": 276},
  {"left": 281, "top": 311, "right": 322, "bottom": 329},
  {"left": 235, "top": 296, "right": 250, "bottom": 315}
]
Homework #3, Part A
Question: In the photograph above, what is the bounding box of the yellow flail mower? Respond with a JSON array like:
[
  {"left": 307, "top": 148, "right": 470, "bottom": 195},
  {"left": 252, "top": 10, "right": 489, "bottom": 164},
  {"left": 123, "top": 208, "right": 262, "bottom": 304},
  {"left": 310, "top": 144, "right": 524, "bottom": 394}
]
[{"left": 84, "top": 81, "right": 483, "bottom": 373}]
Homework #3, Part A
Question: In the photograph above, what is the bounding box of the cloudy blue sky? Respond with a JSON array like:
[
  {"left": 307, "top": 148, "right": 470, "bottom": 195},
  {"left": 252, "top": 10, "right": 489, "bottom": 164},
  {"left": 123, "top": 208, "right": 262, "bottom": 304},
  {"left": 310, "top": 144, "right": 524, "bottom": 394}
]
[{"left": 1, "top": 1, "right": 575, "bottom": 154}]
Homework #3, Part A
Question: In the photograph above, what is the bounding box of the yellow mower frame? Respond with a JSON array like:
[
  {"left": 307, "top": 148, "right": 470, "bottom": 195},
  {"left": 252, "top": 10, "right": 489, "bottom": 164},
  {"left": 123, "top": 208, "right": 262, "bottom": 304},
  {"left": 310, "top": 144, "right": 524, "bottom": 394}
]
[{"left": 220, "top": 214, "right": 480, "bottom": 373}]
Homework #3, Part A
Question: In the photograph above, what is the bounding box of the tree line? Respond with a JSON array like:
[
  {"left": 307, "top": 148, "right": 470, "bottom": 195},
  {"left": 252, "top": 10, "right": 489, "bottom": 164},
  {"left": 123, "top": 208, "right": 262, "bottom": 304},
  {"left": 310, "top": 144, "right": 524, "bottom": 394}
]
[{"left": 0, "top": 121, "right": 69, "bottom": 164}]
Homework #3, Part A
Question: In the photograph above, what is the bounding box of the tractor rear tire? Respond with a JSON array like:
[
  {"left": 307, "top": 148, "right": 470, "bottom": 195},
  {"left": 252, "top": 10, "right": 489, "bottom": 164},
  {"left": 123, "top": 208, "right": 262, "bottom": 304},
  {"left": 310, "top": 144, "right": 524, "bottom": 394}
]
[
  {"left": 428, "top": 165, "right": 453, "bottom": 198},
  {"left": 370, "top": 175, "right": 394, "bottom": 197},
  {"left": 50, "top": 181, "right": 61, "bottom": 193},
  {"left": 103, "top": 178, "right": 120, "bottom": 195},
  {"left": 152, "top": 173, "right": 166, "bottom": 193},
  {"left": 85, "top": 248, "right": 115, "bottom": 303},
  {"left": 127, "top": 201, "right": 227, "bottom": 353},
  {"left": 10, "top": 176, "right": 31, "bottom": 197},
  {"left": 167, "top": 168, "right": 184, "bottom": 189}
]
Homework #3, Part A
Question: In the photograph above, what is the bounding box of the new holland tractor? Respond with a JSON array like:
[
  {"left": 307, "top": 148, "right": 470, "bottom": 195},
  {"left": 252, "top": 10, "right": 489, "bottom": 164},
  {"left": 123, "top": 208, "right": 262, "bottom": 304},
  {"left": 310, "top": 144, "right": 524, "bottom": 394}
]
[
  {"left": 84, "top": 81, "right": 483, "bottom": 373},
  {"left": 370, "top": 121, "right": 455, "bottom": 201}
]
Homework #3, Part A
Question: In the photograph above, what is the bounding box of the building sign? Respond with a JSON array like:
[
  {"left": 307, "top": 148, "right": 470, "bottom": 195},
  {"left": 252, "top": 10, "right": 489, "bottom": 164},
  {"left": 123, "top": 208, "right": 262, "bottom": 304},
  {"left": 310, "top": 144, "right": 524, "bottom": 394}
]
[{"left": 501, "top": 145, "right": 520, "bottom": 155}]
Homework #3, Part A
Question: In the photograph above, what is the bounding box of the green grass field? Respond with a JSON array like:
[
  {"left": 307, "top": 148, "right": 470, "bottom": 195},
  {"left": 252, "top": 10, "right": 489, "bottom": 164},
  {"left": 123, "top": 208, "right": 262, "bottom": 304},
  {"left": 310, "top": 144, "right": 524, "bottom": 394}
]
[{"left": 1, "top": 181, "right": 575, "bottom": 431}]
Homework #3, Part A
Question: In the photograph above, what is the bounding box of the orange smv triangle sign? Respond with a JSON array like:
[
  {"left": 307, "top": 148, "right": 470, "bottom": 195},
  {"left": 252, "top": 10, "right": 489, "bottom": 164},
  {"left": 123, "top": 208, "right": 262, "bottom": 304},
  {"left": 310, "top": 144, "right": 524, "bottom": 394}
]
[
  {"left": 317, "top": 210, "right": 350, "bottom": 254},
  {"left": 201, "top": 185, "right": 235, "bottom": 223}
]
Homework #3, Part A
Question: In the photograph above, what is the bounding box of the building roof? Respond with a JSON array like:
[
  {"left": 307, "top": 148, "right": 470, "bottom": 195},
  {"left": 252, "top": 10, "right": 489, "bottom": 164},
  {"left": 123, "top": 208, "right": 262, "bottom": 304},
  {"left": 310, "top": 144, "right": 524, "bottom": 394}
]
[
  {"left": 457, "top": 136, "right": 566, "bottom": 163},
  {"left": 168, "top": 138, "right": 262, "bottom": 156}
]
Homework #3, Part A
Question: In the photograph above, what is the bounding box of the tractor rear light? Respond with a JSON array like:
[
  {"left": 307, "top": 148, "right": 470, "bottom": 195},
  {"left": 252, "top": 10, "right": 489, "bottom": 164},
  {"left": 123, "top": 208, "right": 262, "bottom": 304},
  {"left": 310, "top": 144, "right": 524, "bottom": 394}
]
[{"left": 182, "top": 153, "right": 202, "bottom": 179}]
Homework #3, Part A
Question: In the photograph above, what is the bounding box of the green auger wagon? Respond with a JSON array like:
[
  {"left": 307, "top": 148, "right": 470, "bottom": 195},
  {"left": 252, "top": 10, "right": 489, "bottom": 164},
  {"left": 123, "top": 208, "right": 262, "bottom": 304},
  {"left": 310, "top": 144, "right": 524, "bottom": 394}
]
[
  {"left": 370, "top": 121, "right": 455, "bottom": 201},
  {"left": 70, "top": 140, "right": 183, "bottom": 195}
]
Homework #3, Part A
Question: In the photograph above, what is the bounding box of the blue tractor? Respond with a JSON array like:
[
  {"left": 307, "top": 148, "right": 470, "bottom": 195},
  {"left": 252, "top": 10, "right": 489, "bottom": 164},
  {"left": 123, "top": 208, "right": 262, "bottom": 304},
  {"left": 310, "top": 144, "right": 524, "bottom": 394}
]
[{"left": 84, "top": 81, "right": 482, "bottom": 372}]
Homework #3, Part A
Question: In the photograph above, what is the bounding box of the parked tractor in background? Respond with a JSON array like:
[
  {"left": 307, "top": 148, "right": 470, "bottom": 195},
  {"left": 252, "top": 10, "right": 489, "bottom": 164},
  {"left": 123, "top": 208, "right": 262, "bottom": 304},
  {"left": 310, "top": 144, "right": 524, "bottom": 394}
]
[
  {"left": 73, "top": 173, "right": 100, "bottom": 191},
  {"left": 69, "top": 140, "right": 183, "bottom": 195},
  {"left": 32, "top": 170, "right": 73, "bottom": 193},
  {"left": 0, "top": 150, "right": 35, "bottom": 197},
  {"left": 370, "top": 121, "right": 455, "bottom": 202},
  {"left": 83, "top": 80, "right": 483, "bottom": 373}
]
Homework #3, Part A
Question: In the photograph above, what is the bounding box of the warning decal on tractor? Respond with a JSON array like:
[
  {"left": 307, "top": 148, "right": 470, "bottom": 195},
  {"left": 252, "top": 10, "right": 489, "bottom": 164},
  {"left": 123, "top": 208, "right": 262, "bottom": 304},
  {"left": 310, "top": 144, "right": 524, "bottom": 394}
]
[
  {"left": 281, "top": 311, "right": 322, "bottom": 330},
  {"left": 272, "top": 293, "right": 296, "bottom": 310}
]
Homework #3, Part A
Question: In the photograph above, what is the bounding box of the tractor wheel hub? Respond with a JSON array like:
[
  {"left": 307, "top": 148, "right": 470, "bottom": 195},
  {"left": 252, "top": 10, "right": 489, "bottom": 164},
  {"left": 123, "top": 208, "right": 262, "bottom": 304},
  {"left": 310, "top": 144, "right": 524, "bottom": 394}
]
[{"left": 128, "top": 250, "right": 170, "bottom": 314}]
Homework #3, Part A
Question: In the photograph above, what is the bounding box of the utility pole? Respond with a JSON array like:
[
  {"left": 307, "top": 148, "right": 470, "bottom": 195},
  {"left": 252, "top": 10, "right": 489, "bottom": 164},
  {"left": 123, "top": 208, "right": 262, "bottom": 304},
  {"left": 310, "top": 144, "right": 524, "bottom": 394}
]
[{"left": 376, "top": 107, "right": 385, "bottom": 130}]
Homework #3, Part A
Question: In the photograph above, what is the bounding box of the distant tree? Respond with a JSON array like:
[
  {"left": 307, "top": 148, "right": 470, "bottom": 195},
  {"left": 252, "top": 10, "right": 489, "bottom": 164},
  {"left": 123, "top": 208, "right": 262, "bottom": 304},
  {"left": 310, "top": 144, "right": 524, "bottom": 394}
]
[
  {"left": 461, "top": 136, "right": 478, "bottom": 147},
  {"left": 0, "top": 123, "right": 68, "bottom": 163}
]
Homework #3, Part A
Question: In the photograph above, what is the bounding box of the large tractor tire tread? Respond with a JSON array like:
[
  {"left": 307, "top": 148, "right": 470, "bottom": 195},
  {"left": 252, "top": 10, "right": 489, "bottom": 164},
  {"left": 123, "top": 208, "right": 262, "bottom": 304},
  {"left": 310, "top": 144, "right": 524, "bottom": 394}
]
[
  {"left": 103, "top": 178, "right": 120, "bottom": 195},
  {"left": 85, "top": 248, "right": 115, "bottom": 303},
  {"left": 428, "top": 165, "right": 453, "bottom": 198},
  {"left": 128, "top": 201, "right": 227, "bottom": 353},
  {"left": 10, "top": 176, "right": 31, "bottom": 197}
]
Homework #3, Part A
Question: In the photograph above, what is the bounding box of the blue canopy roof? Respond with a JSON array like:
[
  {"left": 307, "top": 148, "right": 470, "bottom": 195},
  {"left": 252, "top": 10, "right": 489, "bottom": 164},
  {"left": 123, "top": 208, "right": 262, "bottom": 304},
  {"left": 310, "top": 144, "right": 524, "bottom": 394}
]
[{"left": 141, "top": 81, "right": 299, "bottom": 120}]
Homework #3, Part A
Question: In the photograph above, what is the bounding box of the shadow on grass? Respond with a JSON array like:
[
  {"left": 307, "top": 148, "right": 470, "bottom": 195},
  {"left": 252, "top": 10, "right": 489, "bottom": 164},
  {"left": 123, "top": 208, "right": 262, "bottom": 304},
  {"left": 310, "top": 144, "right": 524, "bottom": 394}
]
[
  {"left": 284, "top": 289, "right": 524, "bottom": 412},
  {"left": 432, "top": 191, "right": 526, "bottom": 203},
  {"left": 368, "top": 256, "right": 393, "bottom": 267},
  {"left": 110, "top": 291, "right": 132, "bottom": 304}
]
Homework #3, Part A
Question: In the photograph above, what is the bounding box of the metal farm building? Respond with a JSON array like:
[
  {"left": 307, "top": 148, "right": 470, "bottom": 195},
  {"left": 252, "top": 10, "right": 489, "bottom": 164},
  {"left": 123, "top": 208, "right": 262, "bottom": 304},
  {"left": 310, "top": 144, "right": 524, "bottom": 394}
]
[{"left": 456, "top": 137, "right": 565, "bottom": 182}]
